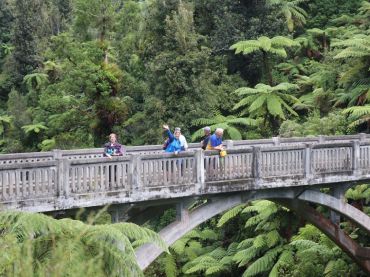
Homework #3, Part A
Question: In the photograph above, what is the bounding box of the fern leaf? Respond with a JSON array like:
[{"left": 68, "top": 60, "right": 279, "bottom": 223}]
[{"left": 217, "top": 204, "right": 246, "bottom": 227}]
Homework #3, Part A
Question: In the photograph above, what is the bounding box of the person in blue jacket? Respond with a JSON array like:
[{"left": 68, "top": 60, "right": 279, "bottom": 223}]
[{"left": 163, "top": 124, "right": 183, "bottom": 154}]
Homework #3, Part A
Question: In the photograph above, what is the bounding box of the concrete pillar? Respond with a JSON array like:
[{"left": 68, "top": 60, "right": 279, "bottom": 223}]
[
  {"left": 252, "top": 147, "right": 261, "bottom": 179},
  {"left": 359, "top": 133, "right": 367, "bottom": 142},
  {"left": 130, "top": 155, "right": 141, "bottom": 191},
  {"left": 272, "top": 136, "right": 280, "bottom": 146},
  {"left": 176, "top": 201, "right": 189, "bottom": 222},
  {"left": 195, "top": 149, "right": 205, "bottom": 191},
  {"left": 352, "top": 140, "right": 360, "bottom": 176},
  {"left": 304, "top": 144, "right": 312, "bottom": 179},
  {"left": 330, "top": 187, "right": 346, "bottom": 225},
  {"left": 225, "top": 140, "right": 234, "bottom": 149}
]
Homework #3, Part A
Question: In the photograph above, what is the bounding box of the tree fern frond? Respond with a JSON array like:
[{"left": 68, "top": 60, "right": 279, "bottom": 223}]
[
  {"left": 217, "top": 204, "right": 246, "bottom": 227},
  {"left": 243, "top": 247, "right": 283, "bottom": 277},
  {"left": 269, "top": 249, "right": 294, "bottom": 277},
  {"left": 200, "top": 229, "right": 219, "bottom": 241},
  {"left": 237, "top": 238, "right": 255, "bottom": 250},
  {"left": 253, "top": 234, "right": 267, "bottom": 249},
  {"left": 164, "top": 253, "right": 177, "bottom": 277},
  {"left": 266, "top": 230, "right": 281, "bottom": 248},
  {"left": 233, "top": 246, "right": 258, "bottom": 266}
]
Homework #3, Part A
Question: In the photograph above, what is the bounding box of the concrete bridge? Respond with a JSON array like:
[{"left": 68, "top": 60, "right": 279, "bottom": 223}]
[{"left": 1, "top": 134, "right": 370, "bottom": 273}]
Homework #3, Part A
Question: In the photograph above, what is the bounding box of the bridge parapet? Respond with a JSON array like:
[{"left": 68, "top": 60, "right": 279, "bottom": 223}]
[
  {"left": 0, "top": 134, "right": 368, "bottom": 165},
  {"left": 1, "top": 136, "right": 370, "bottom": 212}
]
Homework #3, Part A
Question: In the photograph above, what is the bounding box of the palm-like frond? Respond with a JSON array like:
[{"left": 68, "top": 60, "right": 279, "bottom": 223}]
[
  {"left": 242, "top": 246, "right": 283, "bottom": 277},
  {"left": 233, "top": 82, "right": 299, "bottom": 120},
  {"left": 191, "top": 114, "right": 254, "bottom": 141},
  {"left": 217, "top": 204, "right": 246, "bottom": 227},
  {"left": 333, "top": 34, "right": 370, "bottom": 59},
  {"left": 0, "top": 211, "right": 166, "bottom": 276},
  {"left": 231, "top": 35, "right": 298, "bottom": 57}
]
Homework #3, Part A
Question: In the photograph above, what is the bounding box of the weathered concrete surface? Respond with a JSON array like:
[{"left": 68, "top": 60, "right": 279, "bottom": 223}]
[
  {"left": 135, "top": 188, "right": 370, "bottom": 270},
  {"left": 135, "top": 194, "right": 244, "bottom": 269},
  {"left": 295, "top": 189, "right": 370, "bottom": 232},
  {"left": 278, "top": 199, "right": 370, "bottom": 274}
]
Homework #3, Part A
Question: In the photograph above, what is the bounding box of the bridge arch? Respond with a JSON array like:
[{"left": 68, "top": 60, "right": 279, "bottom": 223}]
[{"left": 135, "top": 188, "right": 370, "bottom": 273}]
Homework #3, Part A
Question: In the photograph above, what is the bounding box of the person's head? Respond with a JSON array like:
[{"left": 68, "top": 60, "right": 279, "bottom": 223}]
[
  {"left": 203, "top": 126, "right": 211, "bottom": 135},
  {"left": 109, "top": 133, "right": 117, "bottom": 143},
  {"left": 215, "top": 128, "right": 224, "bottom": 138},
  {"left": 174, "top": 127, "right": 181, "bottom": 139}
]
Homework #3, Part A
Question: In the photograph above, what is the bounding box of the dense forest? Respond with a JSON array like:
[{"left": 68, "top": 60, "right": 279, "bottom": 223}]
[{"left": 0, "top": 0, "right": 369, "bottom": 276}]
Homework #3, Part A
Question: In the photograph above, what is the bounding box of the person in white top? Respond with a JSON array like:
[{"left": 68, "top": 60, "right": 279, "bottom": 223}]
[{"left": 174, "top": 127, "right": 188, "bottom": 150}]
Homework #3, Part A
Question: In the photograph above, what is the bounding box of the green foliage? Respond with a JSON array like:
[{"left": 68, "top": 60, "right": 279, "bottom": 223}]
[
  {"left": 1, "top": 1, "right": 370, "bottom": 274},
  {"left": 191, "top": 114, "right": 256, "bottom": 141},
  {"left": 0, "top": 211, "right": 167, "bottom": 276},
  {"left": 233, "top": 83, "right": 299, "bottom": 128},
  {"left": 266, "top": 0, "right": 308, "bottom": 32}
]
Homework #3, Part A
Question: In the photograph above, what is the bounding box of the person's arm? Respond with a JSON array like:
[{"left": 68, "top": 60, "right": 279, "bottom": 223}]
[
  {"left": 210, "top": 136, "right": 224, "bottom": 150},
  {"left": 163, "top": 124, "right": 174, "bottom": 142},
  {"left": 166, "top": 129, "right": 175, "bottom": 142},
  {"left": 213, "top": 144, "right": 224, "bottom": 150}
]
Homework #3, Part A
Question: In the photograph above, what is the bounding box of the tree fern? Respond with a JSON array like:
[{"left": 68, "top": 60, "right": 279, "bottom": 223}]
[
  {"left": 333, "top": 34, "right": 370, "bottom": 59},
  {"left": 217, "top": 204, "right": 246, "bottom": 227},
  {"left": 0, "top": 211, "right": 166, "bottom": 276},
  {"left": 269, "top": 249, "right": 294, "bottom": 277},
  {"left": 242, "top": 246, "right": 283, "bottom": 277},
  {"left": 342, "top": 105, "right": 370, "bottom": 127},
  {"left": 164, "top": 252, "right": 177, "bottom": 277},
  {"left": 233, "top": 246, "right": 259, "bottom": 266},
  {"left": 191, "top": 114, "right": 256, "bottom": 141},
  {"left": 233, "top": 83, "right": 299, "bottom": 121}
]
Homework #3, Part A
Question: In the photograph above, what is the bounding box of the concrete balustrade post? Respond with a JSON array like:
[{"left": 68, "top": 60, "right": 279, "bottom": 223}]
[
  {"left": 54, "top": 150, "right": 66, "bottom": 198},
  {"left": 56, "top": 157, "right": 69, "bottom": 198},
  {"left": 195, "top": 149, "right": 205, "bottom": 187},
  {"left": 225, "top": 140, "right": 234, "bottom": 149},
  {"left": 272, "top": 136, "right": 280, "bottom": 146},
  {"left": 62, "top": 159, "right": 70, "bottom": 198},
  {"left": 318, "top": 135, "right": 325, "bottom": 143},
  {"left": 252, "top": 147, "right": 261, "bottom": 179},
  {"left": 359, "top": 133, "right": 367, "bottom": 142},
  {"left": 352, "top": 140, "right": 360, "bottom": 176},
  {"left": 304, "top": 144, "right": 312, "bottom": 179},
  {"left": 53, "top": 149, "right": 62, "bottom": 160},
  {"left": 130, "top": 154, "right": 142, "bottom": 192}
]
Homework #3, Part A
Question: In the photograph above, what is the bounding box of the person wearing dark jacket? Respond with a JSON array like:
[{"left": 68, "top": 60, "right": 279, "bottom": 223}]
[
  {"left": 201, "top": 126, "right": 211, "bottom": 150},
  {"left": 104, "top": 133, "right": 125, "bottom": 159}
]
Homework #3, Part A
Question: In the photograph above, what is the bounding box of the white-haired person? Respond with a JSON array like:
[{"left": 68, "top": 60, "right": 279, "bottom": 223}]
[
  {"left": 174, "top": 127, "right": 188, "bottom": 151},
  {"left": 206, "top": 128, "right": 224, "bottom": 150}
]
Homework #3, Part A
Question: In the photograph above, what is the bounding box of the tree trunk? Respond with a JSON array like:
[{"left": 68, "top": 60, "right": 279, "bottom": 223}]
[{"left": 263, "top": 51, "right": 273, "bottom": 86}]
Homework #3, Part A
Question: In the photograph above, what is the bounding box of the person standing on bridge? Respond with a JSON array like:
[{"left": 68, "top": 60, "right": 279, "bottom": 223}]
[
  {"left": 207, "top": 128, "right": 224, "bottom": 151},
  {"left": 175, "top": 127, "right": 188, "bottom": 151},
  {"left": 201, "top": 126, "right": 211, "bottom": 150},
  {"left": 163, "top": 125, "right": 183, "bottom": 154},
  {"left": 104, "top": 133, "right": 125, "bottom": 159}
]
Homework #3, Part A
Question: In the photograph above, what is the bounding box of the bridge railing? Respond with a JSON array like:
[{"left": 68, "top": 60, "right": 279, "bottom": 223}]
[
  {"left": 0, "top": 161, "right": 57, "bottom": 203},
  {"left": 0, "top": 134, "right": 369, "bottom": 165},
  {"left": 1, "top": 137, "right": 370, "bottom": 210}
]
